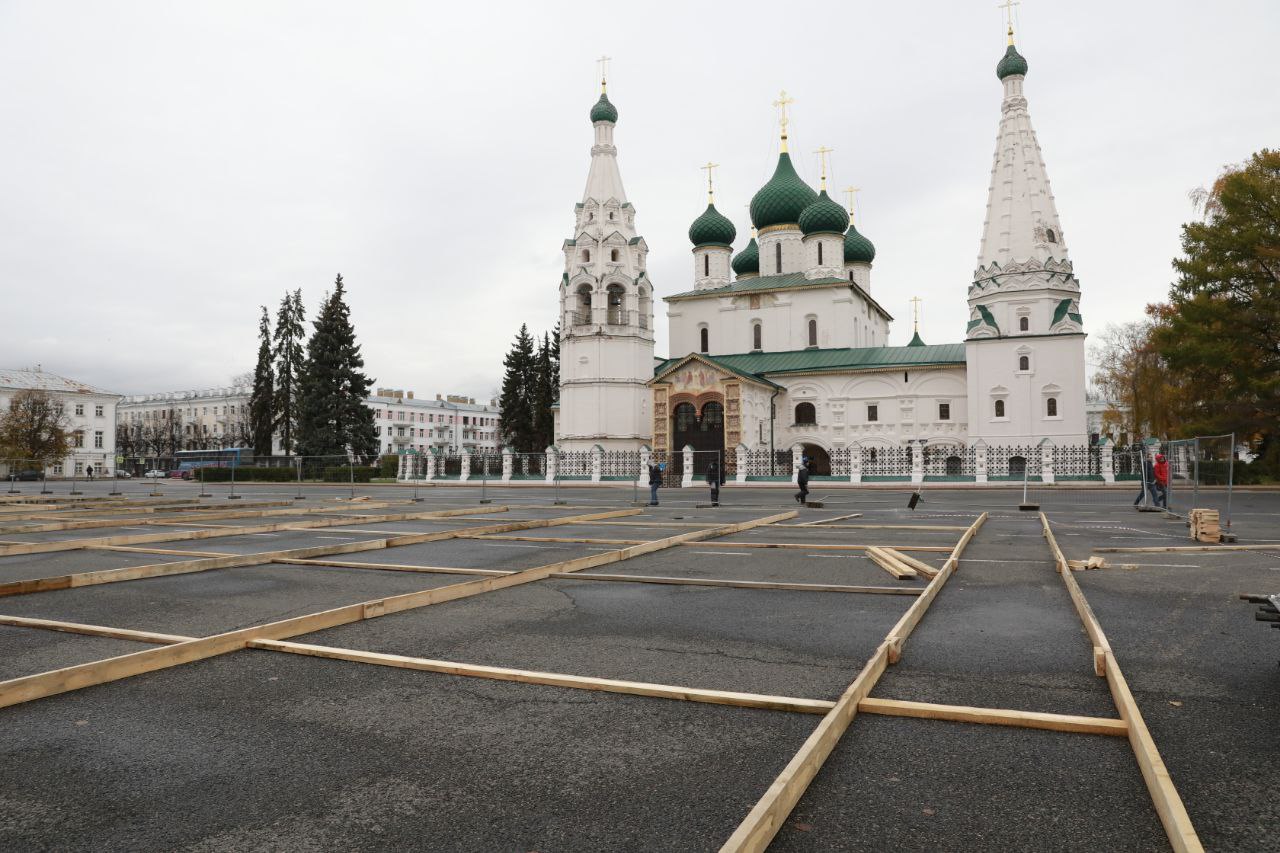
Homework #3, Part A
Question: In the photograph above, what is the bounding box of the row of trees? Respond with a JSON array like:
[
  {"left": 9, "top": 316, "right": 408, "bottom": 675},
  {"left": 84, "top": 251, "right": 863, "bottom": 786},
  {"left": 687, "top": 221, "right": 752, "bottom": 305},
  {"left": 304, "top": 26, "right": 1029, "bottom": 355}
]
[
  {"left": 1094, "top": 149, "right": 1280, "bottom": 478},
  {"left": 249, "top": 274, "right": 378, "bottom": 460},
  {"left": 498, "top": 324, "right": 559, "bottom": 453}
]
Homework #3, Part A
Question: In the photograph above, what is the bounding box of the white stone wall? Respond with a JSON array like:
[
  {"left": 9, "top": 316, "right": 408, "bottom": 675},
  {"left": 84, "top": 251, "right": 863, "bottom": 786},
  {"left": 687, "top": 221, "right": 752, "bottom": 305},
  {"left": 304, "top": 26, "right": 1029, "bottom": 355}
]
[
  {"left": 756, "top": 227, "right": 806, "bottom": 276},
  {"left": 964, "top": 336, "right": 1087, "bottom": 445},
  {"left": 693, "top": 246, "right": 732, "bottom": 291}
]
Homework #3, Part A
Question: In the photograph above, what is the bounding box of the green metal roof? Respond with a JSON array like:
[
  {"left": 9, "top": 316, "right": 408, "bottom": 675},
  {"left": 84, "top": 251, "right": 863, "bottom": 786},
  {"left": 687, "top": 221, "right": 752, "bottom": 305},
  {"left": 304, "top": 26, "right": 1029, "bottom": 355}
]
[
  {"left": 688, "top": 202, "right": 737, "bottom": 248},
  {"left": 590, "top": 92, "right": 618, "bottom": 123},
  {"left": 798, "top": 190, "right": 850, "bottom": 236},
  {"left": 664, "top": 271, "right": 893, "bottom": 321},
  {"left": 907, "top": 330, "right": 926, "bottom": 347},
  {"left": 1052, "top": 298, "right": 1083, "bottom": 326},
  {"left": 844, "top": 223, "right": 876, "bottom": 263},
  {"left": 732, "top": 236, "right": 760, "bottom": 276},
  {"left": 653, "top": 343, "right": 965, "bottom": 380},
  {"left": 997, "top": 44, "right": 1028, "bottom": 80},
  {"left": 750, "top": 152, "right": 818, "bottom": 229},
  {"left": 966, "top": 304, "right": 1000, "bottom": 335}
]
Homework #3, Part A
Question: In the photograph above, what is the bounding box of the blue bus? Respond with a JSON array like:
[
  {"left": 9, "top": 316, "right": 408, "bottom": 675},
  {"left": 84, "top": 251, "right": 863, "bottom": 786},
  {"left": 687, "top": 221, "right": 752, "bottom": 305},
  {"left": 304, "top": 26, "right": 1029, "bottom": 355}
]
[{"left": 173, "top": 448, "right": 252, "bottom": 472}]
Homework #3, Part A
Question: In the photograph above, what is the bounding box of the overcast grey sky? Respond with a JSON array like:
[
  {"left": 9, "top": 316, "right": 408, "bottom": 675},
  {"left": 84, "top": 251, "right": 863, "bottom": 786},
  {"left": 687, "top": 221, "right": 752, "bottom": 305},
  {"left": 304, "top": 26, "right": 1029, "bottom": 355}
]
[{"left": 2, "top": 1, "right": 1276, "bottom": 399}]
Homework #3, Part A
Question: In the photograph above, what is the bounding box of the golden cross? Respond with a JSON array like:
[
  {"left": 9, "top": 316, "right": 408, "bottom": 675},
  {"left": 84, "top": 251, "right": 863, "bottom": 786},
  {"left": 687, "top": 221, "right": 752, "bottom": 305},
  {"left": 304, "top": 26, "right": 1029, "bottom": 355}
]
[
  {"left": 772, "top": 90, "right": 795, "bottom": 151},
  {"left": 814, "top": 146, "right": 834, "bottom": 188},
  {"left": 701, "top": 161, "right": 719, "bottom": 202},
  {"left": 597, "top": 55, "right": 612, "bottom": 88},
  {"left": 843, "top": 186, "right": 860, "bottom": 221},
  {"left": 910, "top": 296, "right": 923, "bottom": 331},
  {"left": 997, "top": 0, "right": 1019, "bottom": 42}
]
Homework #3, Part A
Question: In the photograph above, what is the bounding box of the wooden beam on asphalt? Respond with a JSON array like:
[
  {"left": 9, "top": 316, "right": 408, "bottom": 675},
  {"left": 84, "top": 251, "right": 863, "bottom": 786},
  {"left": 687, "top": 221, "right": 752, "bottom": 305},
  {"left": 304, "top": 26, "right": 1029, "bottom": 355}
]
[
  {"left": 682, "top": 541, "right": 954, "bottom": 553},
  {"left": 856, "top": 697, "right": 1127, "bottom": 736},
  {"left": 720, "top": 512, "right": 988, "bottom": 852},
  {"left": 793, "top": 512, "right": 864, "bottom": 526},
  {"left": 0, "top": 510, "right": 791, "bottom": 710},
  {"left": 1095, "top": 544, "right": 1277, "bottom": 553},
  {"left": 780, "top": 522, "right": 968, "bottom": 531},
  {"left": 250, "top": 639, "right": 837, "bottom": 715},
  {"left": 0, "top": 615, "right": 195, "bottom": 645},
  {"left": 92, "top": 545, "right": 237, "bottom": 558},
  {"left": 1041, "top": 513, "right": 1202, "bottom": 853},
  {"left": 865, "top": 547, "right": 918, "bottom": 580},
  {"left": 879, "top": 548, "right": 939, "bottom": 579},
  {"left": 275, "top": 558, "right": 508, "bottom": 577}
]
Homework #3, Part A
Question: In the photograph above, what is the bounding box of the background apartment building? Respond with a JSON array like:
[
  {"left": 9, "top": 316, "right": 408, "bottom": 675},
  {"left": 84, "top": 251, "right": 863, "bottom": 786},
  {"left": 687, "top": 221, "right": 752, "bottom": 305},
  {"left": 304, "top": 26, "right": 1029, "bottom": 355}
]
[
  {"left": 0, "top": 367, "right": 121, "bottom": 476},
  {"left": 368, "top": 389, "right": 501, "bottom": 456}
]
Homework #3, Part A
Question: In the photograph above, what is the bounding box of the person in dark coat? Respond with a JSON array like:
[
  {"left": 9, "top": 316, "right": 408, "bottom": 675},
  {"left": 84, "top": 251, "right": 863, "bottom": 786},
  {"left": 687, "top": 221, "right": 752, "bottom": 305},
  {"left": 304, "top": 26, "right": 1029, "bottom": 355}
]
[
  {"left": 1133, "top": 448, "right": 1155, "bottom": 507},
  {"left": 706, "top": 460, "right": 722, "bottom": 506},
  {"left": 647, "top": 461, "right": 663, "bottom": 506},
  {"left": 795, "top": 459, "right": 810, "bottom": 505}
]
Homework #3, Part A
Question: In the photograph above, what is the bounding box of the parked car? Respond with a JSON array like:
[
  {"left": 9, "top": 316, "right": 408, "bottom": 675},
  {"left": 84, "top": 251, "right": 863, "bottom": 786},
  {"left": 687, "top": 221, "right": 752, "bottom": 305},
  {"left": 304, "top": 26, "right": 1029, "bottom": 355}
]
[
  {"left": 14, "top": 470, "right": 42, "bottom": 481},
  {"left": 113, "top": 470, "right": 132, "bottom": 479},
  {"left": 167, "top": 470, "right": 191, "bottom": 480},
  {"left": 143, "top": 469, "right": 166, "bottom": 478}
]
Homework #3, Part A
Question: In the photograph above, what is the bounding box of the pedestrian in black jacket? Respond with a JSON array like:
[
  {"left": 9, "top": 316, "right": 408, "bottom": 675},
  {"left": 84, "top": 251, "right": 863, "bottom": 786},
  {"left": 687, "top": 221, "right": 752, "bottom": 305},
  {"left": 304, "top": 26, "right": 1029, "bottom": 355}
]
[
  {"left": 795, "top": 460, "right": 810, "bottom": 505},
  {"left": 706, "top": 461, "right": 722, "bottom": 506},
  {"left": 647, "top": 462, "right": 663, "bottom": 506}
]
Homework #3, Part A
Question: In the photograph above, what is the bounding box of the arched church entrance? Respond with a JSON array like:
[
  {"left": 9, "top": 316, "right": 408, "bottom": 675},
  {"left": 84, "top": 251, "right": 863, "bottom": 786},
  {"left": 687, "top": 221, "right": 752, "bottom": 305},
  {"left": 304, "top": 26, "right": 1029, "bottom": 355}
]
[
  {"left": 800, "top": 443, "right": 831, "bottom": 476},
  {"left": 671, "top": 398, "right": 725, "bottom": 475}
]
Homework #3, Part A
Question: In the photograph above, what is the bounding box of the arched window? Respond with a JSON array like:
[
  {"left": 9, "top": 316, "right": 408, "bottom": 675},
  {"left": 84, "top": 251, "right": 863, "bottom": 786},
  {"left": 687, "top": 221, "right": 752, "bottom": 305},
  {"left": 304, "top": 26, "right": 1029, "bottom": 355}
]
[
  {"left": 807, "top": 318, "right": 818, "bottom": 347},
  {"left": 673, "top": 402, "right": 697, "bottom": 433},
  {"left": 1019, "top": 316, "right": 1029, "bottom": 331},
  {"left": 817, "top": 243, "right": 823, "bottom": 265},
  {"left": 700, "top": 401, "right": 723, "bottom": 431},
  {"left": 945, "top": 455, "right": 963, "bottom": 476},
  {"left": 794, "top": 402, "right": 816, "bottom": 425},
  {"left": 1047, "top": 397, "right": 1058, "bottom": 417},
  {"left": 1009, "top": 455, "right": 1027, "bottom": 477},
  {"left": 752, "top": 322, "right": 762, "bottom": 351},
  {"left": 581, "top": 249, "right": 590, "bottom": 263},
  {"left": 606, "top": 284, "right": 625, "bottom": 325},
  {"left": 611, "top": 248, "right": 619, "bottom": 262},
  {"left": 609, "top": 211, "right": 615, "bottom": 220},
  {"left": 638, "top": 287, "right": 651, "bottom": 330},
  {"left": 775, "top": 242, "right": 782, "bottom": 274},
  {"left": 1019, "top": 355, "right": 1030, "bottom": 371},
  {"left": 699, "top": 327, "right": 709, "bottom": 353},
  {"left": 575, "top": 284, "right": 592, "bottom": 325},
  {"left": 994, "top": 399, "right": 1006, "bottom": 418},
  {"left": 704, "top": 254, "right": 709, "bottom": 277},
  {"left": 849, "top": 270, "right": 854, "bottom": 283},
  {"left": 1046, "top": 228, "right": 1056, "bottom": 243}
]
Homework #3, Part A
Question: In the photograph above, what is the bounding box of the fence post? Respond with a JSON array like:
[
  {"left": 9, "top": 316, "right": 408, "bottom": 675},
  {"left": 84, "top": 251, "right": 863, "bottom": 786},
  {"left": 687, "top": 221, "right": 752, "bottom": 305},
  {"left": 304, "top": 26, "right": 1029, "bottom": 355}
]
[
  {"left": 1098, "top": 439, "right": 1114, "bottom": 484},
  {"left": 791, "top": 445, "right": 802, "bottom": 485},
  {"left": 637, "top": 445, "right": 651, "bottom": 487},
  {"left": 910, "top": 442, "right": 924, "bottom": 485},
  {"left": 69, "top": 468, "right": 82, "bottom": 496},
  {"left": 198, "top": 464, "right": 210, "bottom": 498},
  {"left": 423, "top": 452, "right": 434, "bottom": 482},
  {"left": 459, "top": 449, "right": 472, "bottom": 482},
  {"left": 397, "top": 454, "right": 409, "bottom": 482},
  {"left": 502, "top": 449, "right": 513, "bottom": 482},
  {"left": 681, "top": 445, "right": 694, "bottom": 488},
  {"left": 735, "top": 443, "right": 749, "bottom": 484},
  {"left": 591, "top": 445, "right": 603, "bottom": 483},
  {"left": 974, "top": 441, "right": 988, "bottom": 484},
  {"left": 850, "top": 443, "right": 862, "bottom": 484},
  {"left": 228, "top": 460, "right": 240, "bottom": 499},
  {"left": 544, "top": 446, "right": 557, "bottom": 484},
  {"left": 1040, "top": 439, "right": 1055, "bottom": 485}
]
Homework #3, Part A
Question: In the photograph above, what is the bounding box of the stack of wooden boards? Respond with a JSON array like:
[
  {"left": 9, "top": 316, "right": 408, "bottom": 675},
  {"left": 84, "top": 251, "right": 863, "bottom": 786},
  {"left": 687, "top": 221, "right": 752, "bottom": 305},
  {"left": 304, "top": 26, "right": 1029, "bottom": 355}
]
[
  {"left": 866, "top": 547, "right": 937, "bottom": 580},
  {"left": 1189, "top": 508, "right": 1221, "bottom": 543},
  {"left": 1067, "top": 556, "right": 1110, "bottom": 571},
  {"left": 1239, "top": 593, "right": 1280, "bottom": 632}
]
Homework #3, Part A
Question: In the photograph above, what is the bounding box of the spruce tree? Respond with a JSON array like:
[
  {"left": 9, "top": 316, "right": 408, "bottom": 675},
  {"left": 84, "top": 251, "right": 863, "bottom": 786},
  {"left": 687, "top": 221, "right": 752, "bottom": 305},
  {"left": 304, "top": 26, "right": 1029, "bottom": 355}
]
[
  {"left": 296, "top": 275, "right": 378, "bottom": 460},
  {"left": 249, "top": 306, "right": 276, "bottom": 457},
  {"left": 530, "top": 332, "right": 557, "bottom": 450},
  {"left": 498, "top": 324, "right": 536, "bottom": 452},
  {"left": 273, "top": 288, "right": 306, "bottom": 455}
]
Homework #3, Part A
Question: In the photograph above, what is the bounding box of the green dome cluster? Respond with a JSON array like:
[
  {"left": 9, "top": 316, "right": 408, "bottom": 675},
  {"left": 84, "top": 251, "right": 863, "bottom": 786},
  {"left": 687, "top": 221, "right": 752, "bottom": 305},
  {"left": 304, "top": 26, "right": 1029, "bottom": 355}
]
[
  {"left": 844, "top": 223, "right": 876, "bottom": 264},
  {"left": 750, "top": 153, "right": 818, "bottom": 230},
  {"left": 732, "top": 237, "right": 760, "bottom": 276},
  {"left": 799, "top": 190, "right": 850, "bottom": 236},
  {"left": 590, "top": 92, "right": 618, "bottom": 123},
  {"left": 996, "top": 44, "right": 1028, "bottom": 80},
  {"left": 688, "top": 203, "right": 737, "bottom": 248}
]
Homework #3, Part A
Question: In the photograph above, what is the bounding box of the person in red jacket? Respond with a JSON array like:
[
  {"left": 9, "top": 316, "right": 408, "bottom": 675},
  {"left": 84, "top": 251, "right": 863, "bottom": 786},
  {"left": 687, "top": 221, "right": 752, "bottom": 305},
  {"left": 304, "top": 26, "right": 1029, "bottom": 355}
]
[{"left": 1153, "top": 453, "right": 1170, "bottom": 508}]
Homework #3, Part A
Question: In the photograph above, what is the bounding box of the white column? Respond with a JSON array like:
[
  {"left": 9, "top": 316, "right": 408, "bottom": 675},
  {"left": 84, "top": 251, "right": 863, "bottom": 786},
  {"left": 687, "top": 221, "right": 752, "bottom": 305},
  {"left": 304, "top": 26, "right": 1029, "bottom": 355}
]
[
  {"left": 681, "top": 444, "right": 694, "bottom": 488},
  {"left": 791, "top": 445, "right": 802, "bottom": 484},
  {"left": 1099, "top": 439, "right": 1115, "bottom": 484},
  {"left": 637, "top": 445, "right": 651, "bottom": 486},
  {"left": 974, "top": 441, "right": 988, "bottom": 484},
  {"left": 502, "top": 449, "right": 513, "bottom": 482},
  {"left": 911, "top": 441, "right": 924, "bottom": 484},
  {"left": 1040, "top": 439, "right": 1055, "bottom": 485},
  {"left": 850, "top": 443, "right": 862, "bottom": 484},
  {"left": 544, "top": 445, "right": 557, "bottom": 484},
  {"left": 397, "top": 454, "right": 409, "bottom": 482},
  {"left": 591, "top": 444, "right": 603, "bottom": 483},
  {"left": 735, "top": 443, "right": 748, "bottom": 484},
  {"left": 459, "top": 449, "right": 472, "bottom": 481},
  {"left": 425, "top": 453, "right": 436, "bottom": 481}
]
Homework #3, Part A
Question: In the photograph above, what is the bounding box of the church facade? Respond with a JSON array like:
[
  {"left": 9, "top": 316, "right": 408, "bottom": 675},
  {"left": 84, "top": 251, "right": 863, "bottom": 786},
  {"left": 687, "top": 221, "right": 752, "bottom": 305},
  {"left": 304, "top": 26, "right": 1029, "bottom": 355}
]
[{"left": 555, "top": 33, "right": 1088, "bottom": 476}]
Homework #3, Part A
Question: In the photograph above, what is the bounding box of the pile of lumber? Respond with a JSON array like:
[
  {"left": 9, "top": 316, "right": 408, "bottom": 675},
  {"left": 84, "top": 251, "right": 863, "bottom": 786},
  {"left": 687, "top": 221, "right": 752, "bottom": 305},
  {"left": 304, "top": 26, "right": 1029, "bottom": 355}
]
[
  {"left": 1189, "top": 508, "right": 1221, "bottom": 543},
  {"left": 1067, "top": 556, "right": 1110, "bottom": 571},
  {"left": 866, "top": 547, "right": 937, "bottom": 580},
  {"left": 1239, "top": 594, "right": 1280, "bottom": 632}
]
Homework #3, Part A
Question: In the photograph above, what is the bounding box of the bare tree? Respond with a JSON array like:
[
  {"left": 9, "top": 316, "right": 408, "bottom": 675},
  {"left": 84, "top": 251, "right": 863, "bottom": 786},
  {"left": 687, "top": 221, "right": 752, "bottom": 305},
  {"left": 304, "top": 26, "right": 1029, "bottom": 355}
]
[{"left": 0, "top": 390, "right": 72, "bottom": 464}]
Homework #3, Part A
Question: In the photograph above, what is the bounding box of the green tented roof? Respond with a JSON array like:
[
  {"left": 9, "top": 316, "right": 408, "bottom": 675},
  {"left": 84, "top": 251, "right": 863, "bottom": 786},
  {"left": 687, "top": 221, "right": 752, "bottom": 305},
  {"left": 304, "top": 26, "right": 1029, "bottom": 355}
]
[
  {"left": 907, "top": 330, "right": 926, "bottom": 347},
  {"left": 665, "top": 271, "right": 893, "bottom": 321},
  {"left": 653, "top": 343, "right": 965, "bottom": 381},
  {"left": 1052, "top": 298, "right": 1082, "bottom": 326}
]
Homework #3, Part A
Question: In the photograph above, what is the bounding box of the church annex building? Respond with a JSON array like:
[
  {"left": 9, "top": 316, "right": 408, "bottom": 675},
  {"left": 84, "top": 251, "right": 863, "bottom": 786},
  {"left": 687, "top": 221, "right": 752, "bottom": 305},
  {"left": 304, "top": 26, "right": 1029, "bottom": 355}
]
[{"left": 553, "top": 31, "right": 1090, "bottom": 482}]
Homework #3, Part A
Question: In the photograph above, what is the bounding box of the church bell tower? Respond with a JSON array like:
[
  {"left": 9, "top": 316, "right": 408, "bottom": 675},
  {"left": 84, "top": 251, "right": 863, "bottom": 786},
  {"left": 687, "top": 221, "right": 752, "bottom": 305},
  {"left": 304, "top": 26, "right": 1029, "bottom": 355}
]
[{"left": 555, "top": 61, "right": 655, "bottom": 451}]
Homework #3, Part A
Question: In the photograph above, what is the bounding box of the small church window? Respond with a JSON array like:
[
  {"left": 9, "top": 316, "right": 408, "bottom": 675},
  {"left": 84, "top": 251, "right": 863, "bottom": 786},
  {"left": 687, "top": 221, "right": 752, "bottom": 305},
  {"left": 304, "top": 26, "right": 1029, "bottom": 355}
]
[
  {"left": 611, "top": 249, "right": 620, "bottom": 262},
  {"left": 752, "top": 322, "right": 762, "bottom": 351},
  {"left": 795, "top": 403, "right": 816, "bottom": 425},
  {"left": 867, "top": 404, "right": 878, "bottom": 422},
  {"left": 995, "top": 399, "right": 1006, "bottom": 418},
  {"left": 609, "top": 211, "right": 615, "bottom": 220},
  {"left": 606, "top": 284, "right": 625, "bottom": 325},
  {"left": 849, "top": 270, "right": 854, "bottom": 283},
  {"left": 1019, "top": 355, "right": 1030, "bottom": 371},
  {"left": 775, "top": 242, "right": 782, "bottom": 274},
  {"left": 1019, "top": 316, "right": 1029, "bottom": 331},
  {"left": 1047, "top": 397, "right": 1058, "bottom": 417},
  {"left": 939, "top": 402, "right": 950, "bottom": 421},
  {"left": 808, "top": 318, "right": 818, "bottom": 347},
  {"left": 704, "top": 255, "right": 709, "bottom": 277},
  {"left": 818, "top": 243, "right": 823, "bottom": 265},
  {"left": 581, "top": 249, "right": 590, "bottom": 263},
  {"left": 700, "top": 327, "right": 709, "bottom": 353},
  {"left": 1046, "top": 228, "right": 1056, "bottom": 243}
]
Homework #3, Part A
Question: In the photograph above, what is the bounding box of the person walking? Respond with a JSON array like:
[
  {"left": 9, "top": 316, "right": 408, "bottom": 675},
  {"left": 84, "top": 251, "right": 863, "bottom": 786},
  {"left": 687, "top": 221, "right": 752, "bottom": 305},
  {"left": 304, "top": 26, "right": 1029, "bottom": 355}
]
[
  {"left": 1132, "top": 446, "right": 1155, "bottom": 507},
  {"left": 647, "top": 460, "right": 664, "bottom": 507},
  {"left": 1153, "top": 452, "right": 1170, "bottom": 508},
  {"left": 706, "top": 460, "right": 722, "bottom": 507},
  {"left": 86, "top": 465, "right": 94, "bottom": 481},
  {"left": 795, "top": 458, "right": 810, "bottom": 505}
]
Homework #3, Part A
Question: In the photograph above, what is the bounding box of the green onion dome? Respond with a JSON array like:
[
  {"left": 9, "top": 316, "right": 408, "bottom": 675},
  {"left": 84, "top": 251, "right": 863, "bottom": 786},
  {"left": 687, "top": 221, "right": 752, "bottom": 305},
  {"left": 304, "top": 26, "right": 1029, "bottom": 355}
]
[
  {"left": 749, "top": 153, "right": 818, "bottom": 230},
  {"left": 732, "top": 237, "right": 760, "bottom": 276},
  {"left": 844, "top": 223, "right": 876, "bottom": 264},
  {"left": 590, "top": 92, "right": 618, "bottom": 123},
  {"left": 996, "top": 44, "right": 1028, "bottom": 80},
  {"left": 798, "top": 190, "right": 850, "bottom": 236},
  {"left": 688, "top": 203, "right": 737, "bottom": 248}
]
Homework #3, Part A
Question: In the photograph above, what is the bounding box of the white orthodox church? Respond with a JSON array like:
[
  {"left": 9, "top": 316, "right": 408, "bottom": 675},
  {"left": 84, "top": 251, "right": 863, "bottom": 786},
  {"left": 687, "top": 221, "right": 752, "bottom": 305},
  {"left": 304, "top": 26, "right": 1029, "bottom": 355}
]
[{"left": 554, "top": 30, "right": 1087, "bottom": 477}]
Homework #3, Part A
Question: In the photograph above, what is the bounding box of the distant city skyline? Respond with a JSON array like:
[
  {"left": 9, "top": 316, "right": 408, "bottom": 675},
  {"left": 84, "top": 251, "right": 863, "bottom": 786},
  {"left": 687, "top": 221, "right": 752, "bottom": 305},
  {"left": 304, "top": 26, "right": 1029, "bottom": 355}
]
[{"left": 2, "top": 0, "right": 1277, "bottom": 397}]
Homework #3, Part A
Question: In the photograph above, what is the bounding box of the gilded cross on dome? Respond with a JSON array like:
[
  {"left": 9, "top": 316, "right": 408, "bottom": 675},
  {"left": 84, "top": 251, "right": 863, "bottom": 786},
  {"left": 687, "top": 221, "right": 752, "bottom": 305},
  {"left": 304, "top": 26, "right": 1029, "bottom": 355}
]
[{"left": 772, "top": 90, "right": 795, "bottom": 152}]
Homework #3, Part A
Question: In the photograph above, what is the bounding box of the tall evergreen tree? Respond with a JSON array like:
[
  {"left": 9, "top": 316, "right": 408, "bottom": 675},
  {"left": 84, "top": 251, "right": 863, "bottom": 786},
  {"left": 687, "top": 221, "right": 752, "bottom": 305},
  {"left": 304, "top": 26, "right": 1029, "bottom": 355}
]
[
  {"left": 498, "top": 324, "right": 536, "bottom": 452},
  {"left": 272, "top": 288, "right": 306, "bottom": 455},
  {"left": 530, "top": 332, "right": 557, "bottom": 450},
  {"left": 249, "top": 306, "right": 276, "bottom": 457},
  {"left": 295, "top": 274, "right": 378, "bottom": 460}
]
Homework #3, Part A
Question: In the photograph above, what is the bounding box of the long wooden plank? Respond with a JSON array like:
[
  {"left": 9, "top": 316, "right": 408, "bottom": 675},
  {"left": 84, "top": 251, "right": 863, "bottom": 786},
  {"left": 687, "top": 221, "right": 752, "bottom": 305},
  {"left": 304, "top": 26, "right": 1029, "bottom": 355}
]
[
  {"left": 1096, "top": 544, "right": 1274, "bottom": 553},
  {"left": 720, "top": 512, "right": 988, "bottom": 852},
  {"left": 275, "top": 558, "right": 509, "bottom": 577},
  {"left": 0, "top": 510, "right": 789, "bottom": 710},
  {"left": 793, "top": 512, "right": 864, "bottom": 526},
  {"left": 865, "top": 547, "right": 918, "bottom": 580},
  {"left": 779, "top": 522, "right": 967, "bottom": 531},
  {"left": 1041, "top": 513, "right": 1202, "bottom": 852},
  {"left": 683, "top": 542, "right": 954, "bottom": 552},
  {"left": 880, "top": 548, "right": 939, "bottom": 579},
  {"left": 857, "top": 697, "right": 1127, "bottom": 736},
  {"left": 250, "top": 639, "right": 837, "bottom": 714},
  {"left": 93, "top": 545, "right": 237, "bottom": 557},
  {"left": 0, "top": 615, "right": 195, "bottom": 645}
]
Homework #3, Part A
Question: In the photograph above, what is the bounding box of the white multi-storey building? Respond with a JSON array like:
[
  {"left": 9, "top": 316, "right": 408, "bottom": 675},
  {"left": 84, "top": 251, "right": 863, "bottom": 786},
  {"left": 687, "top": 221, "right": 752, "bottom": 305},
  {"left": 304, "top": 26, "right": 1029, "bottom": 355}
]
[
  {"left": 367, "top": 390, "right": 501, "bottom": 456},
  {"left": 117, "top": 385, "right": 259, "bottom": 454},
  {"left": 0, "top": 367, "right": 121, "bottom": 476}
]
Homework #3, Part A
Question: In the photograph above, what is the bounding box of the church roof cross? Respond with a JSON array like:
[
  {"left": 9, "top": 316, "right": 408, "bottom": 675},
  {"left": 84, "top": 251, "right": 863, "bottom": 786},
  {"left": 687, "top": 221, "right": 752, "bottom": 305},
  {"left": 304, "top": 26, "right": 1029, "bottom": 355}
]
[
  {"left": 597, "top": 54, "right": 612, "bottom": 90},
  {"left": 910, "top": 295, "right": 923, "bottom": 331},
  {"left": 997, "top": 0, "right": 1020, "bottom": 43},
  {"left": 814, "top": 146, "right": 834, "bottom": 190},
  {"left": 701, "top": 161, "right": 719, "bottom": 203},
  {"left": 772, "top": 90, "right": 795, "bottom": 152},
  {"left": 843, "top": 186, "right": 861, "bottom": 221}
]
